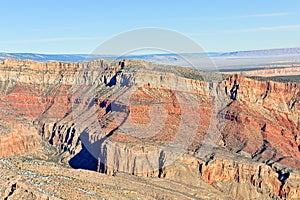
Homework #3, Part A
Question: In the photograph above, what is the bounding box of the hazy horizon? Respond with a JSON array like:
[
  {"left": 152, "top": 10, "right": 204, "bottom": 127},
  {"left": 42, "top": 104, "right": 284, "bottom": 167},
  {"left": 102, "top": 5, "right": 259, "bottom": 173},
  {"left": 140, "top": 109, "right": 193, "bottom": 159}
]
[{"left": 2, "top": 46, "right": 300, "bottom": 56}]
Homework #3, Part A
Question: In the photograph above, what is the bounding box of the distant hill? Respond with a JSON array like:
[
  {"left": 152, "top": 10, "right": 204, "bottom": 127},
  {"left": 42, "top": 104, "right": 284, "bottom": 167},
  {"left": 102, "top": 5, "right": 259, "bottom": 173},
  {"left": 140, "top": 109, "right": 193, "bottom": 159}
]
[
  {"left": 0, "top": 53, "right": 95, "bottom": 62},
  {"left": 1, "top": 47, "right": 300, "bottom": 62},
  {"left": 218, "top": 47, "right": 300, "bottom": 57},
  {"left": 1, "top": 47, "right": 300, "bottom": 71}
]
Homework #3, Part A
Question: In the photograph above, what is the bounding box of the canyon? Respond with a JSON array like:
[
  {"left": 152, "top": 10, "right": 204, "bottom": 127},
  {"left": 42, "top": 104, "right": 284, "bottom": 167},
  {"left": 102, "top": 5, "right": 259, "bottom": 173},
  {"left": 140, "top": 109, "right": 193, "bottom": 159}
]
[{"left": 0, "top": 58, "right": 299, "bottom": 199}]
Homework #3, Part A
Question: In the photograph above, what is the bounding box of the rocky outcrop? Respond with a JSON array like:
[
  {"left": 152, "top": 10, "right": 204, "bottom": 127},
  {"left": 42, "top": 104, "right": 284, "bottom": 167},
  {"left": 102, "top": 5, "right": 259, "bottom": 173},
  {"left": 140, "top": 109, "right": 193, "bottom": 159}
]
[
  {"left": 221, "top": 75, "right": 300, "bottom": 170},
  {"left": 226, "top": 66, "right": 300, "bottom": 77},
  {"left": 0, "top": 124, "right": 40, "bottom": 158},
  {"left": 196, "top": 153, "right": 300, "bottom": 199}
]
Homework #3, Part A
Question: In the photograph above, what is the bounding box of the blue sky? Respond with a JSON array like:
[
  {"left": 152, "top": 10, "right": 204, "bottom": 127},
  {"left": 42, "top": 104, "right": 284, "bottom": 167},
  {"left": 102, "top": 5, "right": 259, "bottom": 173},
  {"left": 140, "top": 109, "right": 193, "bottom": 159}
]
[{"left": 0, "top": 0, "right": 300, "bottom": 54}]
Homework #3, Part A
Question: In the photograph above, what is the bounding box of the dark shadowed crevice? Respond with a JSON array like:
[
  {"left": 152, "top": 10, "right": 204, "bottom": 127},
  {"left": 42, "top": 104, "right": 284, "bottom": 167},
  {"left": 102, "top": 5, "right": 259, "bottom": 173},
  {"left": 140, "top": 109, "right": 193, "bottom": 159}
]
[
  {"left": 4, "top": 183, "right": 17, "bottom": 200},
  {"left": 275, "top": 168, "right": 290, "bottom": 198},
  {"left": 69, "top": 144, "right": 98, "bottom": 171},
  {"left": 158, "top": 151, "right": 166, "bottom": 178},
  {"left": 230, "top": 80, "right": 239, "bottom": 100},
  {"left": 49, "top": 123, "right": 57, "bottom": 145}
]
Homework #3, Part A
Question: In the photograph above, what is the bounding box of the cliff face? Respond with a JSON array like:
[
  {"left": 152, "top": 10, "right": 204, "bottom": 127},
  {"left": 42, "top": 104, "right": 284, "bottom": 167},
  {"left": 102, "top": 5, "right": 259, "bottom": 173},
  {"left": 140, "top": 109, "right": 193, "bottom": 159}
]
[
  {"left": 221, "top": 75, "right": 300, "bottom": 169},
  {"left": 0, "top": 59, "right": 299, "bottom": 199},
  {"left": 0, "top": 122, "right": 39, "bottom": 158},
  {"left": 227, "top": 66, "right": 300, "bottom": 77},
  {"left": 0, "top": 59, "right": 108, "bottom": 157},
  {"left": 161, "top": 151, "right": 300, "bottom": 200}
]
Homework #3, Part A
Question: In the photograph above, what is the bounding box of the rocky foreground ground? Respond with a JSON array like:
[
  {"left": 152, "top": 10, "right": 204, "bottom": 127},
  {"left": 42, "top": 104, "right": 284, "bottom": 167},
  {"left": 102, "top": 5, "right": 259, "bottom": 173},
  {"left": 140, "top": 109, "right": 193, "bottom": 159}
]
[{"left": 0, "top": 59, "right": 299, "bottom": 199}]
